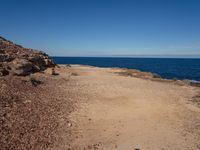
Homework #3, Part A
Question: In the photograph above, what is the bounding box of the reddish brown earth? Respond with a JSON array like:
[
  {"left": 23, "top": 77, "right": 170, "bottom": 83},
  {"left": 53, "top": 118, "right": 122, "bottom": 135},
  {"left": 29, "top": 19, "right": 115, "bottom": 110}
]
[
  {"left": 1, "top": 65, "right": 200, "bottom": 150},
  {"left": 0, "top": 66, "right": 75, "bottom": 150}
]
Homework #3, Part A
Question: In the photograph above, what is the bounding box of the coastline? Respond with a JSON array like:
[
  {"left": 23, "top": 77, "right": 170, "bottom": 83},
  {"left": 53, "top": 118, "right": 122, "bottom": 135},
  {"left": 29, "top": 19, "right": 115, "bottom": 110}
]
[
  {"left": 61, "top": 64, "right": 200, "bottom": 87},
  {"left": 1, "top": 64, "right": 200, "bottom": 149},
  {"left": 52, "top": 57, "right": 200, "bottom": 82}
]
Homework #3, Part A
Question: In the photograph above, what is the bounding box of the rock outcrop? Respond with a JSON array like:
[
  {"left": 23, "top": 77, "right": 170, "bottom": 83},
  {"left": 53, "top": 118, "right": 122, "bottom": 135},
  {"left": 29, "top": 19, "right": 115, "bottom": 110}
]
[{"left": 0, "top": 36, "right": 56, "bottom": 76}]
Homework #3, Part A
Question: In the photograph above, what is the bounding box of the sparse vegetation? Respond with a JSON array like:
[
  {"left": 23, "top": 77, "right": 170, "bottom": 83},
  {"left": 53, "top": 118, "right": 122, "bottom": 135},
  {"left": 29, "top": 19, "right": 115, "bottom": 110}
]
[
  {"left": 117, "top": 71, "right": 134, "bottom": 77},
  {"left": 152, "top": 73, "right": 162, "bottom": 78},
  {"left": 66, "top": 64, "right": 71, "bottom": 67}
]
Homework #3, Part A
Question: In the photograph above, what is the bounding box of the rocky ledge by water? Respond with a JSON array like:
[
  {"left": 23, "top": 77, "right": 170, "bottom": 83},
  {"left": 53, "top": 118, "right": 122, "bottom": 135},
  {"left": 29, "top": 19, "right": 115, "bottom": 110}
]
[{"left": 0, "top": 36, "right": 56, "bottom": 76}]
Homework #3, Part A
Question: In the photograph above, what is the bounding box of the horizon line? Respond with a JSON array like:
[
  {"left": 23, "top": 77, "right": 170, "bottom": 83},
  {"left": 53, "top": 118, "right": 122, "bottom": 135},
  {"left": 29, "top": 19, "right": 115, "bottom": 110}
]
[{"left": 50, "top": 55, "right": 200, "bottom": 59}]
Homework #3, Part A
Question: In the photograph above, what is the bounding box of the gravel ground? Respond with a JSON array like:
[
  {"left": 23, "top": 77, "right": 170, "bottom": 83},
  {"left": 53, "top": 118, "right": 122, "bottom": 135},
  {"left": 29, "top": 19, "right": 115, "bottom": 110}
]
[
  {"left": 0, "top": 67, "right": 75, "bottom": 150},
  {"left": 1, "top": 65, "right": 200, "bottom": 150}
]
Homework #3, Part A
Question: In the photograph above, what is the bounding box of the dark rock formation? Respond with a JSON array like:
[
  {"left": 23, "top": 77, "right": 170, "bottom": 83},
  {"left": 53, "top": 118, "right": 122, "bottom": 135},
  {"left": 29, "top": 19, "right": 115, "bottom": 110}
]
[{"left": 0, "top": 36, "right": 56, "bottom": 76}]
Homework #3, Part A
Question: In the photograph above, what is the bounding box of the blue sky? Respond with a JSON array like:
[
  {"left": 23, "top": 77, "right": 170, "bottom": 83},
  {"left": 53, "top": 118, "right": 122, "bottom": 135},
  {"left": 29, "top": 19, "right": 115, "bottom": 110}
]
[{"left": 0, "top": 0, "right": 200, "bottom": 57}]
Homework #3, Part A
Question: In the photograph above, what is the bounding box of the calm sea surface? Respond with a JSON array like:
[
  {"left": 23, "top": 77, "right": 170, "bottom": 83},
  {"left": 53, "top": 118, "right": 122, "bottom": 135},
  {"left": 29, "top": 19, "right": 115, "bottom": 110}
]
[{"left": 52, "top": 57, "right": 200, "bottom": 81}]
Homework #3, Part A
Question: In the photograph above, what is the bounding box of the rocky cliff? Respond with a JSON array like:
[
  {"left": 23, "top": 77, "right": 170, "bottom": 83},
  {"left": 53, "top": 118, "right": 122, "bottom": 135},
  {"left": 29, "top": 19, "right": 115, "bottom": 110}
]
[{"left": 0, "top": 36, "right": 56, "bottom": 76}]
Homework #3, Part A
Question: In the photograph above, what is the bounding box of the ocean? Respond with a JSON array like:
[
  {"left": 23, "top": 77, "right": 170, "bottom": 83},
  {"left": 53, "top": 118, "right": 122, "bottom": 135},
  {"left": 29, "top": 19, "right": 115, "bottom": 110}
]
[{"left": 52, "top": 57, "right": 200, "bottom": 82}]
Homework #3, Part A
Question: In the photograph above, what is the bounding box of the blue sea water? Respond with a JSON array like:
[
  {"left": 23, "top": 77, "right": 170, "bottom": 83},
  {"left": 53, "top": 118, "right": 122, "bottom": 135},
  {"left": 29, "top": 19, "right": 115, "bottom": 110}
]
[{"left": 52, "top": 57, "right": 200, "bottom": 81}]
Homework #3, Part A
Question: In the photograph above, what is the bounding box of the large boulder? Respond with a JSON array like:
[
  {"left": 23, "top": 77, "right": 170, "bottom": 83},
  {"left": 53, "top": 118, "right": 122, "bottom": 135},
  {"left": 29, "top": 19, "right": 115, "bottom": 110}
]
[
  {"left": 9, "top": 58, "right": 33, "bottom": 76},
  {"left": 0, "top": 36, "right": 56, "bottom": 76}
]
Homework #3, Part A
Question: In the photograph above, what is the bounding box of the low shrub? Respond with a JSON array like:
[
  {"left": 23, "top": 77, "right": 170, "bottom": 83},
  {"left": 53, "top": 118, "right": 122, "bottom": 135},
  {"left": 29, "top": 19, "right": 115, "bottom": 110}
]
[{"left": 152, "top": 73, "right": 162, "bottom": 78}]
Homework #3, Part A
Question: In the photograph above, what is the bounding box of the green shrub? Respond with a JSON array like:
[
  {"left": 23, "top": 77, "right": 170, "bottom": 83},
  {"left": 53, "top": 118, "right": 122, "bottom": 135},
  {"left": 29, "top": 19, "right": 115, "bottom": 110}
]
[{"left": 152, "top": 73, "right": 162, "bottom": 78}]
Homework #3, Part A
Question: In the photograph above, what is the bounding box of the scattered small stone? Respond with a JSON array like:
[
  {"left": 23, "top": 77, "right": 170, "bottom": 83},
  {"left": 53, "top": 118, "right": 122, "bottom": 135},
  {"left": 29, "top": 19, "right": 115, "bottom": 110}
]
[
  {"left": 88, "top": 145, "right": 92, "bottom": 149},
  {"left": 45, "top": 68, "right": 59, "bottom": 75},
  {"left": 23, "top": 100, "right": 32, "bottom": 103},
  {"left": 67, "top": 123, "right": 72, "bottom": 127}
]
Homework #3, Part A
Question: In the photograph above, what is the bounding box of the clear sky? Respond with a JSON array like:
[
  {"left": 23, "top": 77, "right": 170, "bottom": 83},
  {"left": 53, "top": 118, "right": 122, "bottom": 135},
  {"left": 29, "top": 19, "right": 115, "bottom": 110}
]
[{"left": 1, "top": 0, "right": 200, "bottom": 57}]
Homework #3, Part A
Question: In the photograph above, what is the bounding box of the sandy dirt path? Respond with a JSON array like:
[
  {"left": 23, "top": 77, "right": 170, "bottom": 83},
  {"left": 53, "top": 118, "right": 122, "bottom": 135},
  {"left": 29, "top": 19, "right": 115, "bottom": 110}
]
[{"left": 55, "top": 65, "right": 200, "bottom": 150}]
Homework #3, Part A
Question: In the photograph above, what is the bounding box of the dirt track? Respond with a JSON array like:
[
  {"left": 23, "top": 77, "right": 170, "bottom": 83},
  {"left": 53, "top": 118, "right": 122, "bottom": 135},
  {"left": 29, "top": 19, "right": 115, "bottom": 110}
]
[
  {"left": 1, "top": 65, "right": 200, "bottom": 150},
  {"left": 52, "top": 65, "right": 200, "bottom": 150}
]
